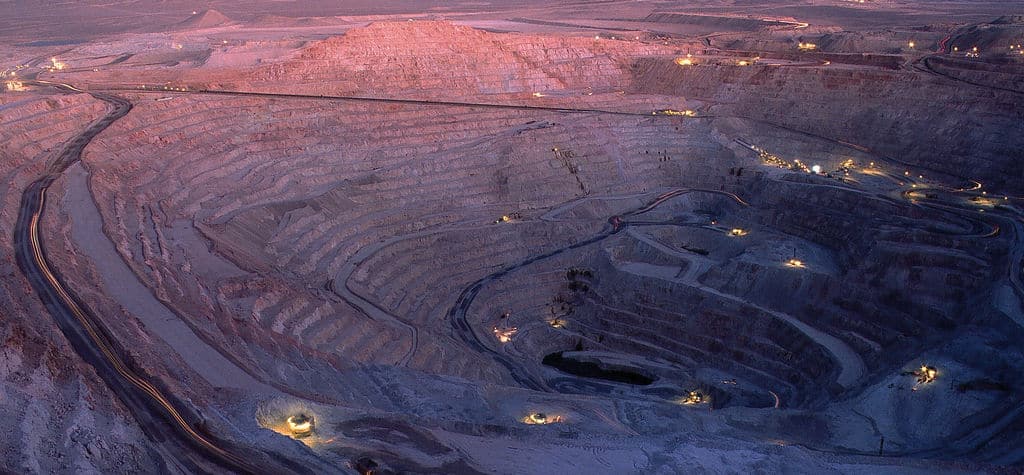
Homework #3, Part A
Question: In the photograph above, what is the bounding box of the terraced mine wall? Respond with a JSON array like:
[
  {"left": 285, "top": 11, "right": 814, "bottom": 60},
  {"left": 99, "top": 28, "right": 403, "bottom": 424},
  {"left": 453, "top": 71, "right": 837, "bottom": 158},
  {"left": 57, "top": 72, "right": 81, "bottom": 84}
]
[
  {"left": 721, "top": 178, "right": 1004, "bottom": 373},
  {"left": 925, "top": 56, "right": 1024, "bottom": 93},
  {"left": 631, "top": 58, "right": 1024, "bottom": 194},
  {"left": 239, "top": 21, "right": 682, "bottom": 101}
]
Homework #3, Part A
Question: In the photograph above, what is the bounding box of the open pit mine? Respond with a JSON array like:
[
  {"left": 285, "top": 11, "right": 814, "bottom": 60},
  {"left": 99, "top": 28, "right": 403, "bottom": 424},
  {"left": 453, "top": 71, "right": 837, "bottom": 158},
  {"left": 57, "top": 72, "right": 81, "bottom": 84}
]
[{"left": 2, "top": 1, "right": 1024, "bottom": 473}]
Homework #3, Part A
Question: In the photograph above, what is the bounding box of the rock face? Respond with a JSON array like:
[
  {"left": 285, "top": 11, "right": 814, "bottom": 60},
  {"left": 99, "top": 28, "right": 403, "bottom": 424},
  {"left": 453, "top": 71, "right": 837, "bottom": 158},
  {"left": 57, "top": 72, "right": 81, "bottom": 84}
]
[
  {"left": 5, "top": 7, "right": 1024, "bottom": 474},
  {"left": 242, "top": 21, "right": 680, "bottom": 99}
]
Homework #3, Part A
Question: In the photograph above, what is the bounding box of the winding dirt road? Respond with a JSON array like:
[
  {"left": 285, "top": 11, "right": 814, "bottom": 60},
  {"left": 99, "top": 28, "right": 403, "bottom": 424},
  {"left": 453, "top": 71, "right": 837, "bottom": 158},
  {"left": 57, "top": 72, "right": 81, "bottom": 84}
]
[{"left": 13, "top": 82, "right": 287, "bottom": 474}]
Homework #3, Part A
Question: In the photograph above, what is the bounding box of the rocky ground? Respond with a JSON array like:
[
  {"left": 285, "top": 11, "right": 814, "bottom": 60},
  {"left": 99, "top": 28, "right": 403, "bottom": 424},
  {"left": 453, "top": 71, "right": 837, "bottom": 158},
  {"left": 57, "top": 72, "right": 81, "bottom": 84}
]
[{"left": 2, "top": 1, "right": 1024, "bottom": 473}]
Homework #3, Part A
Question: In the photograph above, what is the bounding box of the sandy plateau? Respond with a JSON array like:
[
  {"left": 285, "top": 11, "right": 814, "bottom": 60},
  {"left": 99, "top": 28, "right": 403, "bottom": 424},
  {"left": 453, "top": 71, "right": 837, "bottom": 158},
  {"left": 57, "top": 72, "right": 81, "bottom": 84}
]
[{"left": 2, "top": 1, "right": 1024, "bottom": 473}]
